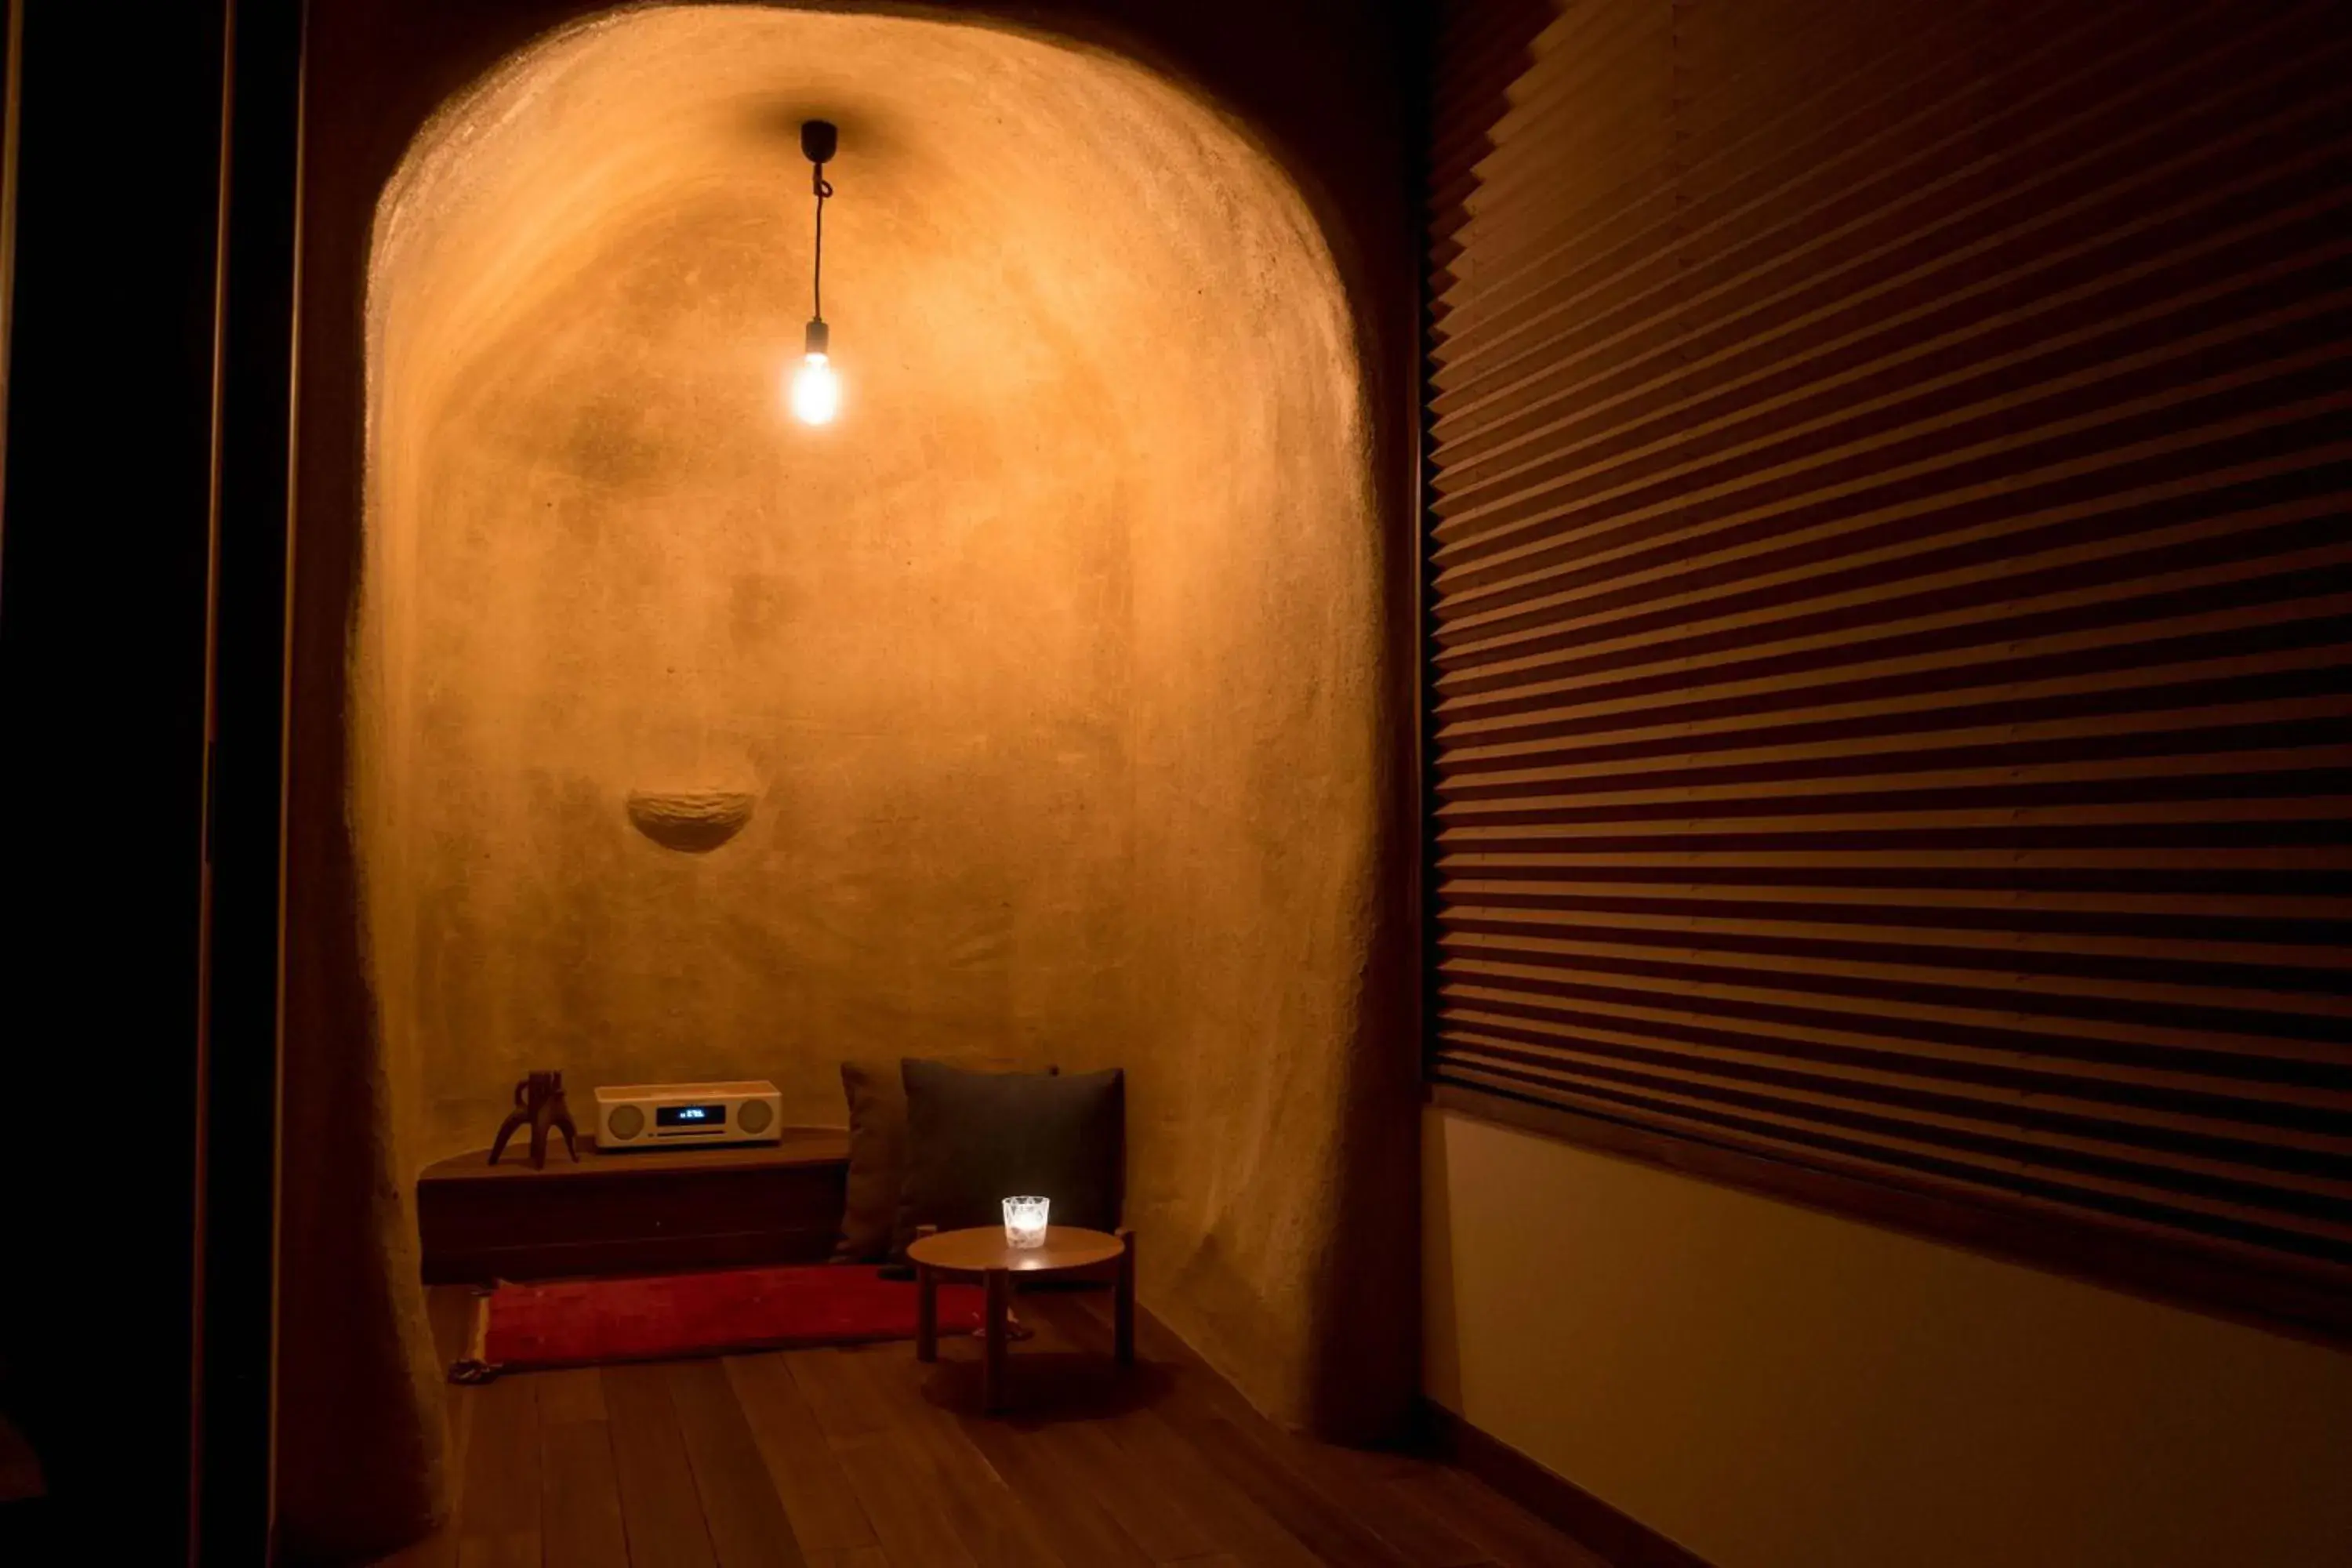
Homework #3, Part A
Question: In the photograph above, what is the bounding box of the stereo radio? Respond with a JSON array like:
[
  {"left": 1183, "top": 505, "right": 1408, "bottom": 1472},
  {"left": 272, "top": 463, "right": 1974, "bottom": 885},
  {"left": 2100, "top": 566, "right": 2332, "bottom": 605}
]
[{"left": 593, "top": 1080, "right": 782, "bottom": 1149}]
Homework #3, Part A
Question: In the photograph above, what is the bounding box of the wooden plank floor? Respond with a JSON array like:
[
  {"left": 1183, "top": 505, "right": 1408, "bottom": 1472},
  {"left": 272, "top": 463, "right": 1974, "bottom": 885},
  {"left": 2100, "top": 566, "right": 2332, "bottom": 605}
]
[{"left": 376, "top": 1283, "right": 1609, "bottom": 1568}]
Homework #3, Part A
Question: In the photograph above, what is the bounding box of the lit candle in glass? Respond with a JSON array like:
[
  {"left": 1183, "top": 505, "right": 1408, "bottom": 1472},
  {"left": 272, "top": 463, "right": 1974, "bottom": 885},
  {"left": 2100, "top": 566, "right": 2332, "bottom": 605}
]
[{"left": 1002, "top": 1196, "right": 1049, "bottom": 1249}]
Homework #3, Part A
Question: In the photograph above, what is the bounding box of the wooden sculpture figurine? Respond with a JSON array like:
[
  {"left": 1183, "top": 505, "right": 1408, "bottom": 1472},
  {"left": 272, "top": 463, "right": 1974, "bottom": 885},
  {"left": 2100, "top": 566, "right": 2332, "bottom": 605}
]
[{"left": 489, "top": 1070, "right": 580, "bottom": 1169}]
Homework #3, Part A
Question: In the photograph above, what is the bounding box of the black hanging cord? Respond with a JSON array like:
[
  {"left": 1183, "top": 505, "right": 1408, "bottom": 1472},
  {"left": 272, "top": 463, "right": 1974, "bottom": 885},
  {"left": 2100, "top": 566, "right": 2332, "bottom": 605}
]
[
  {"left": 800, "top": 119, "right": 839, "bottom": 344},
  {"left": 811, "top": 161, "right": 833, "bottom": 325}
]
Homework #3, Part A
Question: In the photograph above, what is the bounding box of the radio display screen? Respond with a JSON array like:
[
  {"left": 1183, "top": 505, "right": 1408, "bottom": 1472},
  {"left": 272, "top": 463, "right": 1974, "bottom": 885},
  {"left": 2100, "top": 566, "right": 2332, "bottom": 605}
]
[{"left": 657, "top": 1103, "right": 728, "bottom": 1129}]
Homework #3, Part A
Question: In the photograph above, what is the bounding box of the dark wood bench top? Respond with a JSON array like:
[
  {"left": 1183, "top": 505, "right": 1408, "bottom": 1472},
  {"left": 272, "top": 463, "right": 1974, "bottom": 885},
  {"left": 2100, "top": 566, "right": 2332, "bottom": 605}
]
[{"left": 420, "top": 1126, "right": 849, "bottom": 1185}]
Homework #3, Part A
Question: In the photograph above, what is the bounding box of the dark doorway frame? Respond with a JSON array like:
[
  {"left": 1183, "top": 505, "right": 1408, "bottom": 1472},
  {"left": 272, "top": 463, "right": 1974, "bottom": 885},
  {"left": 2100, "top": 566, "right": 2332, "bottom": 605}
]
[{"left": 0, "top": 0, "right": 302, "bottom": 1559}]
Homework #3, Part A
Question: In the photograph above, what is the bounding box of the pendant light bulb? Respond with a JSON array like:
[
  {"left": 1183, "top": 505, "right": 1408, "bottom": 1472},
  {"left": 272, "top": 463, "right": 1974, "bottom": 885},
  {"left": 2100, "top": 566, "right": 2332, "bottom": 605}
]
[
  {"left": 791, "top": 355, "right": 840, "bottom": 426},
  {"left": 790, "top": 121, "right": 841, "bottom": 428},
  {"left": 790, "top": 315, "right": 837, "bottom": 425}
]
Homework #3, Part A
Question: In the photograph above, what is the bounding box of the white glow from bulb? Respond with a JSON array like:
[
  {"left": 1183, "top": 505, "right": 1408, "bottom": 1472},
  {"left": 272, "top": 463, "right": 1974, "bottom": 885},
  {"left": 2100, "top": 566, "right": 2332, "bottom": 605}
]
[{"left": 789, "top": 351, "right": 840, "bottom": 425}]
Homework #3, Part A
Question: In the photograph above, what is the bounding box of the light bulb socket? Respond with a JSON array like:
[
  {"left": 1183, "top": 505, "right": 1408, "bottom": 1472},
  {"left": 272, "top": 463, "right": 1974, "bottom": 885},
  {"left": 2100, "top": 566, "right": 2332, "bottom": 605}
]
[
  {"left": 800, "top": 119, "right": 838, "bottom": 165},
  {"left": 804, "top": 318, "right": 830, "bottom": 357}
]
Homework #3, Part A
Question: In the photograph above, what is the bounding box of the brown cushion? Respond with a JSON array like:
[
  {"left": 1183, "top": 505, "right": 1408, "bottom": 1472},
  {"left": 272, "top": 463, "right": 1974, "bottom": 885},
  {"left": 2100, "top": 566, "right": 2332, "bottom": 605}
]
[
  {"left": 833, "top": 1057, "right": 1056, "bottom": 1262},
  {"left": 895, "top": 1059, "right": 1123, "bottom": 1255},
  {"left": 833, "top": 1061, "right": 909, "bottom": 1262}
]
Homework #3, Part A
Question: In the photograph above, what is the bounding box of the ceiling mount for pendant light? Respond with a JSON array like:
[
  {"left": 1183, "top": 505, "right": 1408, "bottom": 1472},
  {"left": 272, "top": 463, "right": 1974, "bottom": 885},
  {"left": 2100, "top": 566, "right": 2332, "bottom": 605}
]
[{"left": 789, "top": 118, "right": 841, "bottom": 426}]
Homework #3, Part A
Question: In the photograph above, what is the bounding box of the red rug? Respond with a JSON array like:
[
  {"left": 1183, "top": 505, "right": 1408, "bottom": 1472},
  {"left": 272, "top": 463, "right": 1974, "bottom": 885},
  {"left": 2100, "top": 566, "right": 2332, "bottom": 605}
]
[{"left": 452, "top": 1265, "right": 987, "bottom": 1381}]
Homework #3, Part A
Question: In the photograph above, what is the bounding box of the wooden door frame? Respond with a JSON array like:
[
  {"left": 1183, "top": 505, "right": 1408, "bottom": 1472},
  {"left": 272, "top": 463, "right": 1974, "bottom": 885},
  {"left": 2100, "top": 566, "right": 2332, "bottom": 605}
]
[
  {"left": 0, "top": 1, "right": 303, "bottom": 1558},
  {"left": 197, "top": 0, "right": 306, "bottom": 1559}
]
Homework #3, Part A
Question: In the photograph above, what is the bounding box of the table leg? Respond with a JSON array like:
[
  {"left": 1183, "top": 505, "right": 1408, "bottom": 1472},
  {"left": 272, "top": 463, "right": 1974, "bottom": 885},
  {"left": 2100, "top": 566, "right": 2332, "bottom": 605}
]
[
  {"left": 916, "top": 1261, "right": 937, "bottom": 1363},
  {"left": 1114, "top": 1227, "right": 1136, "bottom": 1367},
  {"left": 984, "top": 1268, "right": 1011, "bottom": 1413}
]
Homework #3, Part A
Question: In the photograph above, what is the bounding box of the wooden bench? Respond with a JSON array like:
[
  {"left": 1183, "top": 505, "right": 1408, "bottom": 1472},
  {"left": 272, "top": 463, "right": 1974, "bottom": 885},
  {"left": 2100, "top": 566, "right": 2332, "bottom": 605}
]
[{"left": 416, "top": 1127, "right": 849, "bottom": 1283}]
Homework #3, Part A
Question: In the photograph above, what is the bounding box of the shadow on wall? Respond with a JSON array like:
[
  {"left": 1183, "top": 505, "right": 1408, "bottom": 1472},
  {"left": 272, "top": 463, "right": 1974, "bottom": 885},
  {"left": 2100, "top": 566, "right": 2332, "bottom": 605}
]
[{"left": 277, "top": 5, "right": 1411, "bottom": 1559}]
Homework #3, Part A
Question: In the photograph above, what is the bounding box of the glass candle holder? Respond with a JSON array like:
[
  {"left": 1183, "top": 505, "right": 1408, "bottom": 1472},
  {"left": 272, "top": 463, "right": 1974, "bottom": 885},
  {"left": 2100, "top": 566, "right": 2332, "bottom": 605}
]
[{"left": 1002, "top": 1196, "right": 1050, "bottom": 1249}]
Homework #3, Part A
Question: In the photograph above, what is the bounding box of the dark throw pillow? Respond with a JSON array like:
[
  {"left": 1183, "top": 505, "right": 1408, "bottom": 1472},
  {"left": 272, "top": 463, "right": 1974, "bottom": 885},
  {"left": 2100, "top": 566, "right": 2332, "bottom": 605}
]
[
  {"left": 834, "top": 1057, "right": 1062, "bottom": 1262},
  {"left": 833, "top": 1061, "right": 909, "bottom": 1263},
  {"left": 895, "top": 1059, "right": 1123, "bottom": 1256}
]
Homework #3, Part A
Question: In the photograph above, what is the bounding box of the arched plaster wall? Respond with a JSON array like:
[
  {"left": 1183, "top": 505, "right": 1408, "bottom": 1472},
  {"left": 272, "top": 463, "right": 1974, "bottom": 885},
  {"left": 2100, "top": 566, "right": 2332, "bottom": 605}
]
[{"left": 319, "top": 5, "right": 1401, "bottom": 1553}]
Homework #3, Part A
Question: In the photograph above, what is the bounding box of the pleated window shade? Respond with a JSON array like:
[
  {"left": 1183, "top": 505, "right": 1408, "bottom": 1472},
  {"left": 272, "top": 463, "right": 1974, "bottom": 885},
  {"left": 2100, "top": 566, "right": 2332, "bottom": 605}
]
[{"left": 1424, "top": 0, "right": 2351, "bottom": 1334}]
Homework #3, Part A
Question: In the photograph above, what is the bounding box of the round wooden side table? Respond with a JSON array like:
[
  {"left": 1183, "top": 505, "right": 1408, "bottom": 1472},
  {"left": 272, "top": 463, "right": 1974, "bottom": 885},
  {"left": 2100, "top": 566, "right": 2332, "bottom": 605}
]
[{"left": 906, "top": 1223, "right": 1135, "bottom": 1413}]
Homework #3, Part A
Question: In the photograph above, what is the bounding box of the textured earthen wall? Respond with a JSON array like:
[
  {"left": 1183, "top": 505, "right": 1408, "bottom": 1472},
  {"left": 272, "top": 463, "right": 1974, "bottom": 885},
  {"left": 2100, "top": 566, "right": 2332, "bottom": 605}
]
[{"left": 286, "top": 5, "right": 1406, "bottom": 1557}]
